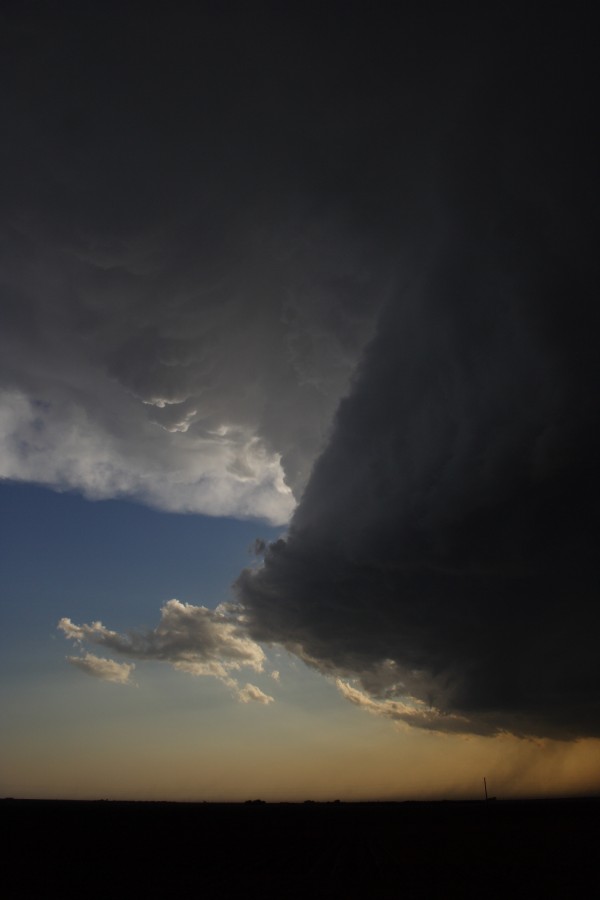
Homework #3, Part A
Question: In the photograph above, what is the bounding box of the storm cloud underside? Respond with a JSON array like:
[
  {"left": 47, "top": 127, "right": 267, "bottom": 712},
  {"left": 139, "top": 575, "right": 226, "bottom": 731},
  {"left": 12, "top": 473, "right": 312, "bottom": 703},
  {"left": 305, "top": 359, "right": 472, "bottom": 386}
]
[{"left": 1, "top": 6, "right": 390, "bottom": 522}]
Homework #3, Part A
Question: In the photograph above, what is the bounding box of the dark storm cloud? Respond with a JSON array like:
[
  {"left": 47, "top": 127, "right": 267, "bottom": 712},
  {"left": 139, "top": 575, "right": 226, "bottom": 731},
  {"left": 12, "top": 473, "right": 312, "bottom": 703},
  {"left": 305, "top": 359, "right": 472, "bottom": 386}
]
[
  {"left": 236, "top": 13, "right": 600, "bottom": 738},
  {"left": 9, "top": 6, "right": 597, "bottom": 736},
  {"left": 1, "top": 3, "right": 400, "bottom": 519}
]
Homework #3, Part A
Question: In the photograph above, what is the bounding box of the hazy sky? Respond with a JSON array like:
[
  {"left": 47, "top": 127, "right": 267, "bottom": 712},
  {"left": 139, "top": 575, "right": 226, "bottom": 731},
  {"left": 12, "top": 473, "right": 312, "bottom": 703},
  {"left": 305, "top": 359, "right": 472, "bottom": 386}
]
[{"left": 1, "top": 4, "right": 598, "bottom": 800}]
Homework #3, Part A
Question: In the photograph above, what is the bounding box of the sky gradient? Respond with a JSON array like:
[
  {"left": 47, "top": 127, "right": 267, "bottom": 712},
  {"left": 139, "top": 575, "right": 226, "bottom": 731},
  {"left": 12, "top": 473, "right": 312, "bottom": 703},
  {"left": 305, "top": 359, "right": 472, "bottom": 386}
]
[{"left": 1, "top": 4, "right": 599, "bottom": 800}]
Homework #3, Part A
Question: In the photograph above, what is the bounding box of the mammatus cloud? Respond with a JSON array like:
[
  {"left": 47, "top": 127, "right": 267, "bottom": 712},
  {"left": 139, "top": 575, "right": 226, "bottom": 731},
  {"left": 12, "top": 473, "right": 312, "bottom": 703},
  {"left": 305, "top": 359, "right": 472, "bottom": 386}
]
[
  {"left": 58, "top": 601, "right": 274, "bottom": 704},
  {"left": 66, "top": 652, "right": 135, "bottom": 685}
]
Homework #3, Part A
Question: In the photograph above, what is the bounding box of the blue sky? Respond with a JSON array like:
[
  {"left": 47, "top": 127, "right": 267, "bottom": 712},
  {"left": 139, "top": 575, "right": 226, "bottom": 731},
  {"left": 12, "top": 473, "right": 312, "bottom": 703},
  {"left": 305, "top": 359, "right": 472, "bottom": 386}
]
[
  {"left": 0, "top": 480, "right": 282, "bottom": 694},
  {"left": 1, "top": 480, "right": 280, "bottom": 633}
]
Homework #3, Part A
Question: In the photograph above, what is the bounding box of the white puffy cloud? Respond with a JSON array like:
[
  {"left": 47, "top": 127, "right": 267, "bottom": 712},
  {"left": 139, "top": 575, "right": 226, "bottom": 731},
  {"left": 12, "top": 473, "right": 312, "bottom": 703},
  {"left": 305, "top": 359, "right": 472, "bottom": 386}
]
[
  {"left": 58, "top": 600, "right": 273, "bottom": 703},
  {"left": 0, "top": 387, "right": 294, "bottom": 525},
  {"left": 238, "top": 683, "right": 274, "bottom": 705},
  {"left": 66, "top": 652, "right": 135, "bottom": 685}
]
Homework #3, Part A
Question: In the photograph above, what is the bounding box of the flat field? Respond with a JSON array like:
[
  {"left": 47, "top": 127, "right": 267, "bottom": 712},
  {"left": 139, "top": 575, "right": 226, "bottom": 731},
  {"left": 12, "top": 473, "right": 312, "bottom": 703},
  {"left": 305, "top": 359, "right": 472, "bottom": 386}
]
[{"left": 3, "top": 798, "right": 598, "bottom": 898}]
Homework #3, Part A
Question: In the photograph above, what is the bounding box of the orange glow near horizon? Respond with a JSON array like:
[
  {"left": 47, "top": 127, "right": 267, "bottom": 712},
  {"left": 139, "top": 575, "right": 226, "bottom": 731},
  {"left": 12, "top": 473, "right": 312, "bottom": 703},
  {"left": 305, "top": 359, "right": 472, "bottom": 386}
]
[{"left": 4, "top": 696, "right": 600, "bottom": 802}]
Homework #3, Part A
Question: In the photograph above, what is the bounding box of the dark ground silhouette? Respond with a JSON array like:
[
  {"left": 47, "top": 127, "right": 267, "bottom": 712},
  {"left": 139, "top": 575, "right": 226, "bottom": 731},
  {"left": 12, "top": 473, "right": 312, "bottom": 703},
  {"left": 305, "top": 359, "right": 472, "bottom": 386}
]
[{"left": 3, "top": 797, "right": 599, "bottom": 898}]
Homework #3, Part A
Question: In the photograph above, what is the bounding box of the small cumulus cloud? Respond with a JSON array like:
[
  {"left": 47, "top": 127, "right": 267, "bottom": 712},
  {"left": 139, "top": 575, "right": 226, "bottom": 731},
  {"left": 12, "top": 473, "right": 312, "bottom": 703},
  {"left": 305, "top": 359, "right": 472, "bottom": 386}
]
[
  {"left": 58, "top": 600, "right": 273, "bottom": 703},
  {"left": 66, "top": 652, "right": 135, "bottom": 685},
  {"left": 238, "top": 683, "right": 274, "bottom": 705}
]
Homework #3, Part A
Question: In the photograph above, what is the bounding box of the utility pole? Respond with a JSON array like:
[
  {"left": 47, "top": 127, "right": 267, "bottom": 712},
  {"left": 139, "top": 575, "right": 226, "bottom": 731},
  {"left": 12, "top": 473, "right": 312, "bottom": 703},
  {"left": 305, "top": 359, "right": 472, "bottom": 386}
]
[{"left": 483, "top": 777, "right": 488, "bottom": 801}]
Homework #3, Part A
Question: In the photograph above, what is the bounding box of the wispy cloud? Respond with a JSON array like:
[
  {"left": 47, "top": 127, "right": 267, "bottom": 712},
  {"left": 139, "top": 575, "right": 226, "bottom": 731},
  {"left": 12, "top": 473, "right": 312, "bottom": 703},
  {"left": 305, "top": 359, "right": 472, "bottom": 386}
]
[
  {"left": 66, "top": 652, "right": 135, "bottom": 685},
  {"left": 238, "top": 683, "right": 274, "bottom": 705},
  {"left": 59, "top": 600, "right": 274, "bottom": 703},
  {"left": 335, "top": 680, "right": 482, "bottom": 735}
]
